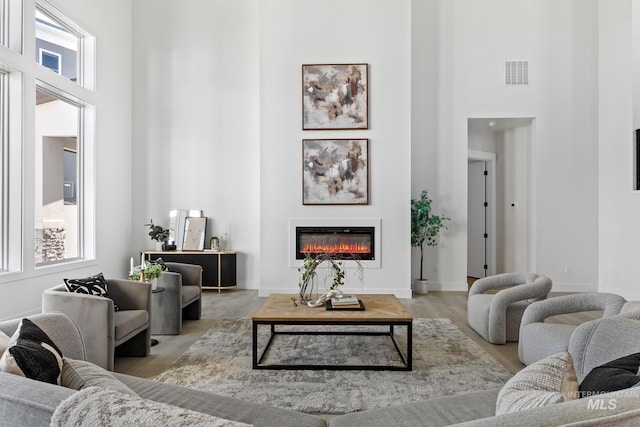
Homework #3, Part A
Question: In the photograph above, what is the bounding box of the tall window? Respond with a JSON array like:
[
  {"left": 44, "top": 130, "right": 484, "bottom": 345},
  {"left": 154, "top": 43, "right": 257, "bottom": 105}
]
[
  {"left": 34, "top": 2, "right": 94, "bottom": 266},
  {"left": 0, "top": 1, "right": 94, "bottom": 274}
]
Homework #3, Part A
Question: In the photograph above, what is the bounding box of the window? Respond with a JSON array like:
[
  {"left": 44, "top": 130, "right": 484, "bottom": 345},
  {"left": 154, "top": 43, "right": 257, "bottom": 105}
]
[
  {"left": 0, "top": 1, "right": 95, "bottom": 274},
  {"left": 35, "top": 87, "right": 82, "bottom": 263},
  {"left": 35, "top": 8, "right": 78, "bottom": 82}
]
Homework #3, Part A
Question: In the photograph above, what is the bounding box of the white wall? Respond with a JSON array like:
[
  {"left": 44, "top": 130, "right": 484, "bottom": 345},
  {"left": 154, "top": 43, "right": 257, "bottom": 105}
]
[
  {"left": 598, "top": 0, "right": 640, "bottom": 300},
  {"left": 259, "top": 0, "right": 412, "bottom": 297},
  {"left": 413, "top": 0, "right": 600, "bottom": 291},
  {"left": 132, "top": 0, "right": 261, "bottom": 289},
  {"left": 0, "top": 0, "right": 133, "bottom": 319}
]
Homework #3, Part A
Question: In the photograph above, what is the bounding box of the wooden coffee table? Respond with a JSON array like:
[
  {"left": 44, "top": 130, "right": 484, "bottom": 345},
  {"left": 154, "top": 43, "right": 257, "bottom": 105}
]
[{"left": 252, "top": 294, "right": 413, "bottom": 370}]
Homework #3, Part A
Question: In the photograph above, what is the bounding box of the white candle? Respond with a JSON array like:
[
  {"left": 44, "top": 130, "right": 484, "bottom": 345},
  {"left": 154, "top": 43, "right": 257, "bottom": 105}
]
[
  {"left": 129, "top": 257, "right": 134, "bottom": 274},
  {"left": 141, "top": 254, "right": 145, "bottom": 270}
]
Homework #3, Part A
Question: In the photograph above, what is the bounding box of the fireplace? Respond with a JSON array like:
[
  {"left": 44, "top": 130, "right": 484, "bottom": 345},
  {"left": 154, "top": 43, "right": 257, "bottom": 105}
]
[{"left": 295, "top": 226, "right": 375, "bottom": 261}]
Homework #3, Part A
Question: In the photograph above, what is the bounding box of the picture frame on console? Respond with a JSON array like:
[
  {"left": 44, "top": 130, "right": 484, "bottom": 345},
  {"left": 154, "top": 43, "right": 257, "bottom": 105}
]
[
  {"left": 302, "top": 138, "right": 369, "bottom": 205},
  {"left": 302, "top": 63, "right": 368, "bottom": 130},
  {"left": 182, "top": 217, "right": 207, "bottom": 250}
]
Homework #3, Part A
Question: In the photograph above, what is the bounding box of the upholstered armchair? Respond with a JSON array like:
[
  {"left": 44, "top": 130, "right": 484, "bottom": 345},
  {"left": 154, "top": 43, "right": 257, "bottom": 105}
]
[
  {"left": 150, "top": 262, "right": 202, "bottom": 335},
  {"left": 467, "top": 272, "right": 552, "bottom": 344},
  {"left": 518, "top": 292, "right": 629, "bottom": 366},
  {"left": 42, "top": 279, "right": 151, "bottom": 371}
]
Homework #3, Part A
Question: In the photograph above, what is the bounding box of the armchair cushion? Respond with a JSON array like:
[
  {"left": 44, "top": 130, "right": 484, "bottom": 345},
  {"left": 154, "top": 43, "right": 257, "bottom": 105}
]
[
  {"left": 64, "top": 273, "right": 119, "bottom": 311},
  {"left": 0, "top": 318, "right": 63, "bottom": 385},
  {"left": 114, "top": 310, "right": 149, "bottom": 343},
  {"left": 579, "top": 353, "right": 640, "bottom": 396}
]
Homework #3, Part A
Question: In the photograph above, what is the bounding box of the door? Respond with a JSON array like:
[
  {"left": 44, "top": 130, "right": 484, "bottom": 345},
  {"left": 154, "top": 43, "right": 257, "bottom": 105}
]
[{"left": 467, "top": 160, "right": 488, "bottom": 278}]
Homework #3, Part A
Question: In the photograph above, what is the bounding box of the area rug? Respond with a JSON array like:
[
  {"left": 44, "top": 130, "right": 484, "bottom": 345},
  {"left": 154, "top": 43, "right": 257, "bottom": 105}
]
[{"left": 155, "top": 318, "right": 511, "bottom": 415}]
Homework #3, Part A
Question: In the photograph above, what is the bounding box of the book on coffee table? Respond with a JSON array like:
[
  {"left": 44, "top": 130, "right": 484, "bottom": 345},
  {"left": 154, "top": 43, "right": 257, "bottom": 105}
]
[
  {"left": 326, "top": 300, "right": 364, "bottom": 311},
  {"left": 330, "top": 295, "right": 359, "bottom": 306}
]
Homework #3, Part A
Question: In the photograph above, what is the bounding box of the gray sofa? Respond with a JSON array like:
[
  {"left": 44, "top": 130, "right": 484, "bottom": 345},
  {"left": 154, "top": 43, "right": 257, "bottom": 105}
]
[{"left": 2, "top": 313, "right": 640, "bottom": 427}]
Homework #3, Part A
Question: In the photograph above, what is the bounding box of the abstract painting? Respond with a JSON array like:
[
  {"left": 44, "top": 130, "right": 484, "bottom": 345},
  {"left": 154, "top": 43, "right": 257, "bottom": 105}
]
[
  {"left": 302, "top": 64, "right": 368, "bottom": 130},
  {"left": 303, "top": 139, "right": 368, "bottom": 205}
]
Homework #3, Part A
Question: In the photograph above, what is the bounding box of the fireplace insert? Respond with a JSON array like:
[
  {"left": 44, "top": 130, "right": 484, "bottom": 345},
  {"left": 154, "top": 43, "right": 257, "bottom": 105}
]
[{"left": 295, "top": 226, "right": 375, "bottom": 260}]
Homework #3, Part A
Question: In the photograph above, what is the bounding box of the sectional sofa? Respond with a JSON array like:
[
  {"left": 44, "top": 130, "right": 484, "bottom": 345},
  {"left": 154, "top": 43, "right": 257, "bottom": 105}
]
[{"left": 2, "top": 312, "right": 640, "bottom": 427}]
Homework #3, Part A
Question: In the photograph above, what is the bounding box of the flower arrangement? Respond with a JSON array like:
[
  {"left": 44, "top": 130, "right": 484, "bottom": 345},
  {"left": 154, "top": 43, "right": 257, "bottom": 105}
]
[
  {"left": 297, "top": 252, "right": 364, "bottom": 305},
  {"left": 130, "top": 261, "right": 163, "bottom": 282}
]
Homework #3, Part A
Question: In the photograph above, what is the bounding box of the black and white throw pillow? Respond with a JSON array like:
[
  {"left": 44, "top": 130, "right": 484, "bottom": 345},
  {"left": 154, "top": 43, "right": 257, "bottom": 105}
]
[
  {"left": 151, "top": 257, "right": 168, "bottom": 271},
  {"left": 0, "top": 318, "right": 64, "bottom": 384},
  {"left": 63, "top": 273, "right": 119, "bottom": 311}
]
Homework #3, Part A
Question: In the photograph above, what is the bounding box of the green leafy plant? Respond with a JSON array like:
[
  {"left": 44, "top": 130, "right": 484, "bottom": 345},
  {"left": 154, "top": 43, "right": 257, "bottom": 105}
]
[
  {"left": 144, "top": 219, "right": 170, "bottom": 243},
  {"left": 297, "top": 252, "right": 364, "bottom": 304},
  {"left": 411, "top": 189, "right": 451, "bottom": 281},
  {"left": 130, "top": 261, "right": 163, "bottom": 282}
]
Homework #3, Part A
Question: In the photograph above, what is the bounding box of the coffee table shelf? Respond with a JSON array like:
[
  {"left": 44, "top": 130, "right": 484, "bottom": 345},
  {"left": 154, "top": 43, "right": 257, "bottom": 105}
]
[{"left": 252, "top": 294, "right": 413, "bottom": 371}]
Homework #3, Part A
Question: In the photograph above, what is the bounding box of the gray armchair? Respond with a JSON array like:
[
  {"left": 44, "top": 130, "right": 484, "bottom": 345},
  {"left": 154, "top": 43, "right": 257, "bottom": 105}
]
[
  {"left": 467, "top": 272, "right": 552, "bottom": 344},
  {"left": 151, "top": 262, "right": 202, "bottom": 335},
  {"left": 518, "top": 292, "right": 626, "bottom": 366},
  {"left": 42, "top": 279, "right": 151, "bottom": 371}
]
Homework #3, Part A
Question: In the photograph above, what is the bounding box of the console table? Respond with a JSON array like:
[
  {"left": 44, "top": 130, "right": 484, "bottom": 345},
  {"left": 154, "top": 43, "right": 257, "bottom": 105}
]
[{"left": 143, "top": 250, "right": 237, "bottom": 293}]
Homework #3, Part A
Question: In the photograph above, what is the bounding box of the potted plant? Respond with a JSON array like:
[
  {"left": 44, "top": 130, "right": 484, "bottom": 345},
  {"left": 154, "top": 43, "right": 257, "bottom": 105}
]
[
  {"left": 145, "top": 219, "right": 170, "bottom": 250},
  {"left": 130, "top": 261, "right": 163, "bottom": 290},
  {"left": 297, "top": 252, "right": 364, "bottom": 306},
  {"left": 411, "top": 189, "right": 450, "bottom": 294}
]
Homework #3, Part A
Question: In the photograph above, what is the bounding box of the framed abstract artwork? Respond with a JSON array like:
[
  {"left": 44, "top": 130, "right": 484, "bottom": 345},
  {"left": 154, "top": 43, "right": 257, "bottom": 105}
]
[
  {"left": 302, "top": 139, "right": 369, "bottom": 205},
  {"left": 302, "top": 63, "right": 368, "bottom": 130}
]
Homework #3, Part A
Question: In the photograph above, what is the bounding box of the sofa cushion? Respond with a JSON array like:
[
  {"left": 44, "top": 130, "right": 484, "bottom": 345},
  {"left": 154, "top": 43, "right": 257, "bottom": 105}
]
[
  {"left": 182, "top": 285, "right": 200, "bottom": 306},
  {"left": 64, "top": 272, "right": 120, "bottom": 311},
  {"left": 51, "top": 386, "right": 253, "bottom": 427},
  {"left": 61, "top": 358, "right": 138, "bottom": 396},
  {"left": 495, "top": 352, "right": 578, "bottom": 415},
  {"left": 0, "top": 330, "right": 9, "bottom": 354},
  {"left": 579, "top": 352, "right": 640, "bottom": 396},
  {"left": 0, "top": 318, "right": 63, "bottom": 385},
  {"left": 114, "top": 310, "right": 149, "bottom": 342}
]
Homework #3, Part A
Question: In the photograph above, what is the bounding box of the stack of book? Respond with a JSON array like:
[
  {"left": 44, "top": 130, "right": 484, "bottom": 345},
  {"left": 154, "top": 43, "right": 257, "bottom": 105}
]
[{"left": 328, "top": 295, "right": 362, "bottom": 309}]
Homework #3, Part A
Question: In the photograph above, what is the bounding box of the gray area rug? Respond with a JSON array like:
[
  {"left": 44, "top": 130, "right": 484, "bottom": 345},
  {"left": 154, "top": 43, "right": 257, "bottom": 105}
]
[{"left": 155, "top": 318, "right": 512, "bottom": 415}]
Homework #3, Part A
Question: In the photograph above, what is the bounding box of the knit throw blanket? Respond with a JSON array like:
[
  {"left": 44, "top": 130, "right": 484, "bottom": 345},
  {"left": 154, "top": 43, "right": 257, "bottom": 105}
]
[{"left": 51, "top": 386, "right": 251, "bottom": 427}]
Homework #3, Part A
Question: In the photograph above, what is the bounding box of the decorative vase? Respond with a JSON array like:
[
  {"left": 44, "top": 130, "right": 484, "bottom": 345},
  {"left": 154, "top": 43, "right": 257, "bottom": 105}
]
[
  {"left": 299, "top": 275, "right": 317, "bottom": 305},
  {"left": 155, "top": 241, "right": 164, "bottom": 251},
  {"left": 413, "top": 279, "right": 429, "bottom": 295},
  {"left": 150, "top": 278, "right": 158, "bottom": 291}
]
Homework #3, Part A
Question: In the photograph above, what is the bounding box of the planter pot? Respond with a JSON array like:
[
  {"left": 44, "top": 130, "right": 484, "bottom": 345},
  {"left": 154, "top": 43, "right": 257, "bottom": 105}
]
[
  {"left": 150, "top": 278, "right": 158, "bottom": 291},
  {"left": 412, "top": 279, "right": 429, "bottom": 295}
]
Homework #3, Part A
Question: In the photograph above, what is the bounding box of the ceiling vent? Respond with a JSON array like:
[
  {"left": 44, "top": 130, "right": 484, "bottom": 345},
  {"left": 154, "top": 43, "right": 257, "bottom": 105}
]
[{"left": 505, "top": 61, "right": 529, "bottom": 86}]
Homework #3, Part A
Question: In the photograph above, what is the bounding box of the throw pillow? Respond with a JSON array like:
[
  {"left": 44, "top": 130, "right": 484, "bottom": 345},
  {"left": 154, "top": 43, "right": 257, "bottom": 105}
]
[
  {"left": 579, "top": 352, "right": 640, "bottom": 396},
  {"left": 51, "top": 386, "right": 254, "bottom": 427},
  {"left": 151, "top": 257, "right": 168, "bottom": 271},
  {"left": 495, "top": 352, "right": 579, "bottom": 415},
  {"left": 0, "top": 318, "right": 64, "bottom": 385},
  {"left": 63, "top": 273, "right": 120, "bottom": 311},
  {"left": 61, "top": 357, "right": 138, "bottom": 396}
]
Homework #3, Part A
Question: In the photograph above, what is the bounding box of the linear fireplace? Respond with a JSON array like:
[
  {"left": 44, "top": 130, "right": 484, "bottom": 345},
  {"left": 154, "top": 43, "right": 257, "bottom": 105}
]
[
  {"left": 295, "top": 226, "right": 375, "bottom": 260},
  {"left": 289, "top": 218, "right": 381, "bottom": 268}
]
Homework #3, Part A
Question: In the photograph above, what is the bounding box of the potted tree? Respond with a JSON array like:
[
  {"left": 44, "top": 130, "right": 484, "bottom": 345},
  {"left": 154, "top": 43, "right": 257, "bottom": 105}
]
[
  {"left": 411, "top": 190, "right": 450, "bottom": 294},
  {"left": 145, "top": 219, "right": 170, "bottom": 250}
]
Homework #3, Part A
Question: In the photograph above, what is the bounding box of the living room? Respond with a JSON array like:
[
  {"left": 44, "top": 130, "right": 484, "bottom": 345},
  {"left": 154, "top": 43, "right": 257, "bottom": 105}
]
[{"left": 2, "top": 0, "right": 640, "bottom": 425}]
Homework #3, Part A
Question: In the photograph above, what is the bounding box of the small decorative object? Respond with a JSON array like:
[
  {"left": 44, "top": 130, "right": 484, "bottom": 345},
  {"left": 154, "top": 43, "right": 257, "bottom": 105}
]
[
  {"left": 297, "top": 253, "right": 364, "bottom": 306},
  {"left": 303, "top": 139, "right": 368, "bottom": 205},
  {"left": 145, "top": 219, "right": 170, "bottom": 250},
  {"left": 302, "top": 63, "right": 368, "bottom": 130},
  {"left": 130, "top": 261, "right": 163, "bottom": 290},
  {"left": 210, "top": 236, "right": 220, "bottom": 251},
  {"left": 410, "top": 189, "right": 451, "bottom": 294}
]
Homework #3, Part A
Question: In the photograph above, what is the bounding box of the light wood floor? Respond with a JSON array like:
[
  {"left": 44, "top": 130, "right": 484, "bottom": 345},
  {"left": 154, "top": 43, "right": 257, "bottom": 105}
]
[{"left": 114, "top": 290, "right": 599, "bottom": 379}]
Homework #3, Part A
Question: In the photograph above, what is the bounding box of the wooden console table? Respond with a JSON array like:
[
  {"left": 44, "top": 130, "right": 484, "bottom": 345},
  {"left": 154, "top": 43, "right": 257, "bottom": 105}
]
[{"left": 143, "top": 250, "right": 237, "bottom": 293}]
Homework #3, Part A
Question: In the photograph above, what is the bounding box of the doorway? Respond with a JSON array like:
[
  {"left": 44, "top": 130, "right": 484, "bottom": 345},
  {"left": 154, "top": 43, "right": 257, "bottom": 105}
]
[{"left": 467, "top": 118, "right": 534, "bottom": 280}]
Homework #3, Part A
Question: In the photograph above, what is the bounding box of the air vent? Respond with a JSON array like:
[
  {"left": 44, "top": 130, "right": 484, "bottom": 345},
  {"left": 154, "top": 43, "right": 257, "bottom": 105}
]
[{"left": 505, "top": 61, "right": 529, "bottom": 86}]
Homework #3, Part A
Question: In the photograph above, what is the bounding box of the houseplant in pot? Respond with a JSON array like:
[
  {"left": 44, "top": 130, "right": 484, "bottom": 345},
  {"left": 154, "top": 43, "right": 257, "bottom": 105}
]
[
  {"left": 411, "top": 189, "right": 450, "bottom": 294},
  {"left": 145, "top": 219, "right": 170, "bottom": 250}
]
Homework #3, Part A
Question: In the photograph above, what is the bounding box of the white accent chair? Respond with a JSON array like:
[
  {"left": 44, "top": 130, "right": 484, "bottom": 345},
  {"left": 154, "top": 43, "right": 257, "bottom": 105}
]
[{"left": 467, "top": 272, "right": 552, "bottom": 344}]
